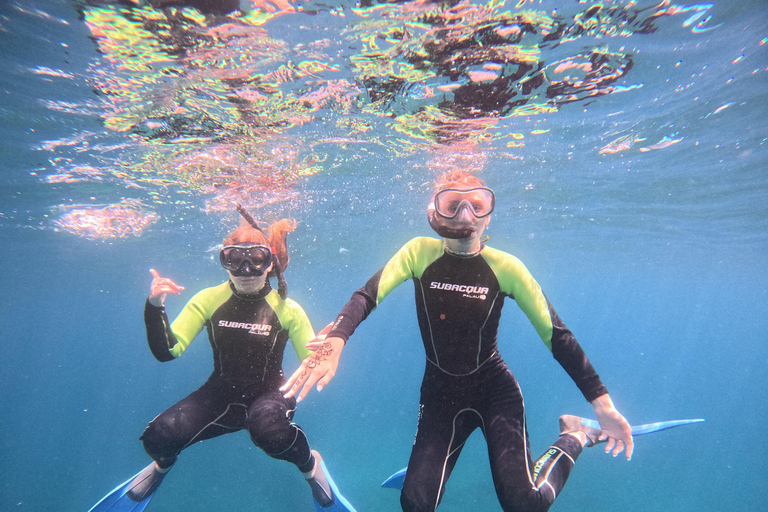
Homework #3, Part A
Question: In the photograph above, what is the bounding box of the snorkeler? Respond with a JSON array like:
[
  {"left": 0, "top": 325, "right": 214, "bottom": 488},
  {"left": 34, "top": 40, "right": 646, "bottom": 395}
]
[
  {"left": 282, "top": 171, "right": 634, "bottom": 512},
  {"left": 86, "top": 208, "right": 356, "bottom": 512}
]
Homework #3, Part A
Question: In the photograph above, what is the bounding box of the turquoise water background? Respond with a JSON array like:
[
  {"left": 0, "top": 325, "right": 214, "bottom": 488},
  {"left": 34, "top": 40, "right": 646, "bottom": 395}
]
[{"left": 1, "top": 1, "right": 767, "bottom": 511}]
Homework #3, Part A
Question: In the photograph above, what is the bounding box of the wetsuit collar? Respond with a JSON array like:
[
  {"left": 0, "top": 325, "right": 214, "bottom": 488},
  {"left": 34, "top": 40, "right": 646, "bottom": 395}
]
[
  {"left": 443, "top": 241, "right": 485, "bottom": 258},
  {"left": 229, "top": 281, "right": 273, "bottom": 301}
]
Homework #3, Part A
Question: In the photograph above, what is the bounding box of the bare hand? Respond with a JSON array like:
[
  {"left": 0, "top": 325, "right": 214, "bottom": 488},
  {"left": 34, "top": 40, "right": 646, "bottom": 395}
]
[
  {"left": 148, "top": 268, "right": 185, "bottom": 307},
  {"left": 281, "top": 336, "right": 344, "bottom": 402},
  {"left": 592, "top": 394, "right": 634, "bottom": 460}
]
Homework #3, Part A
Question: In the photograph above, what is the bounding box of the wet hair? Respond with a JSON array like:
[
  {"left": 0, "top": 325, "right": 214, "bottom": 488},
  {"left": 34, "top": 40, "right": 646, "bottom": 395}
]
[
  {"left": 223, "top": 217, "right": 297, "bottom": 279},
  {"left": 432, "top": 170, "right": 486, "bottom": 195}
]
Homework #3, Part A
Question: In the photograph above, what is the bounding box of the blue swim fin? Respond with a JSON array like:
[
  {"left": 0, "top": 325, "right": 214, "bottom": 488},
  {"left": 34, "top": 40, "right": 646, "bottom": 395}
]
[
  {"left": 87, "top": 463, "right": 164, "bottom": 512},
  {"left": 312, "top": 457, "right": 357, "bottom": 512},
  {"left": 313, "top": 457, "right": 358, "bottom": 512},
  {"left": 580, "top": 417, "right": 705, "bottom": 437},
  {"left": 380, "top": 467, "right": 407, "bottom": 489},
  {"left": 380, "top": 418, "right": 705, "bottom": 490}
]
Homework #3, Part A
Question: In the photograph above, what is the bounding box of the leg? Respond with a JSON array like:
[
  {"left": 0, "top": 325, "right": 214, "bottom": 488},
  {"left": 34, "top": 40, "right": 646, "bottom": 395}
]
[
  {"left": 401, "top": 404, "right": 482, "bottom": 512},
  {"left": 246, "top": 392, "right": 339, "bottom": 507},
  {"left": 483, "top": 369, "right": 583, "bottom": 512},
  {"left": 527, "top": 434, "right": 583, "bottom": 507},
  {"left": 246, "top": 390, "right": 313, "bottom": 471},
  {"left": 141, "top": 380, "right": 246, "bottom": 468}
]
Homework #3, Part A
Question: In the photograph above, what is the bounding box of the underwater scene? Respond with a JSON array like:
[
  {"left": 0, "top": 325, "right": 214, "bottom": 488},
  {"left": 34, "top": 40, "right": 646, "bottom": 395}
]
[{"left": 1, "top": 0, "right": 766, "bottom": 510}]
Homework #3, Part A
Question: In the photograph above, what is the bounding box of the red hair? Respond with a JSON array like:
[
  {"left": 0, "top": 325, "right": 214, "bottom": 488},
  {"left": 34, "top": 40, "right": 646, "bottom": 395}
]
[
  {"left": 223, "top": 218, "right": 297, "bottom": 277},
  {"left": 433, "top": 171, "right": 486, "bottom": 195}
]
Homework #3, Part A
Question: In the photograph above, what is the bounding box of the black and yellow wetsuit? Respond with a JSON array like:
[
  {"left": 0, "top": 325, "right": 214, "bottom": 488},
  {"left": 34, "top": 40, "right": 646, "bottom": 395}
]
[
  {"left": 142, "top": 281, "right": 317, "bottom": 473},
  {"left": 328, "top": 237, "right": 607, "bottom": 512}
]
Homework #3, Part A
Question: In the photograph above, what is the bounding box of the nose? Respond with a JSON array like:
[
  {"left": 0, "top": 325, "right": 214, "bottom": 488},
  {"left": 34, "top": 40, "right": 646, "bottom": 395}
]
[{"left": 456, "top": 204, "right": 474, "bottom": 221}]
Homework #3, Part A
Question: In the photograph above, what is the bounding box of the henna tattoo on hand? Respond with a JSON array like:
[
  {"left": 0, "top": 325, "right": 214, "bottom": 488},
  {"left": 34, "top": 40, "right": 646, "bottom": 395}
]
[{"left": 306, "top": 340, "right": 334, "bottom": 369}]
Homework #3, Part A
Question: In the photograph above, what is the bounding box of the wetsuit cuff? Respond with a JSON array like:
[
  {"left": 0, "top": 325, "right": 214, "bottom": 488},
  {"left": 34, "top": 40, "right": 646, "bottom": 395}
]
[
  {"left": 326, "top": 329, "right": 350, "bottom": 344},
  {"left": 145, "top": 298, "right": 164, "bottom": 310},
  {"left": 584, "top": 387, "right": 609, "bottom": 403}
]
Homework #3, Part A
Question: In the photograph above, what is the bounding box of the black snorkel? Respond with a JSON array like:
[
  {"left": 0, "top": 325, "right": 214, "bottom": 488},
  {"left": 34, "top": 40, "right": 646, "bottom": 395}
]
[
  {"left": 427, "top": 206, "right": 474, "bottom": 239},
  {"left": 236, "top": 204, "right": 288, "bottom": 300}
]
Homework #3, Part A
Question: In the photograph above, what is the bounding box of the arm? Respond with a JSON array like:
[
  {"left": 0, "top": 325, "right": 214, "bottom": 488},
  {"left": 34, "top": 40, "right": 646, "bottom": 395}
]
[
  {"left": 144, "top": 300, "right": 181, "bottom": 362},
  {"left": 282, "top": 238, "right": 437, "bottom": 401},
  {"left": 483, "top": 249, "right": 632, "bottom": 457},
  {"left": 145, "top": 269, "right": 186, "bottom": 362},
  {"left": 279, "top": 275, "right": 375, "bottom": 401},
  {"left": 484, "top": 249, "right": 607, "bottom": 401},
  {"left": 144, "top": 270, "right": 224, "bottom": 362},
  {"left": 547, "top": 302, "right": 608, "bottom": 402}
]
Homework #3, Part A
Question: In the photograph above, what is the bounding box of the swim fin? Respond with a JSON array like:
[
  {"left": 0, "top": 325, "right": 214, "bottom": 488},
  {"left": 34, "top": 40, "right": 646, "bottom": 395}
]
[
  {"left": 87, "top": 463, "right": 165, "bottom": 512},
  {"left": 582, "top": 417, "right": 705, "bottom": 437},
  {"left": 380, "top": 418, "right": 705, "bottom": 490},
  {"left": 312, "top": 456, "right": 358, "bottom": 512},
  {"left": 380, "top": 467, "right": 407, "bottom": 490}
]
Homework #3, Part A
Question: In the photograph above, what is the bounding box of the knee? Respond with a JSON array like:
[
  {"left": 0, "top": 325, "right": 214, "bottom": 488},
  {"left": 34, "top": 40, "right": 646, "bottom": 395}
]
[
  {"left": 140, "top": 416, "right": 182, "bottom": 465},
  {"left": 248, "top": 406, "right": 296, "bottom": 455},
  {"left": 250, "top": 425, "right": 298, "bottom": 455}
]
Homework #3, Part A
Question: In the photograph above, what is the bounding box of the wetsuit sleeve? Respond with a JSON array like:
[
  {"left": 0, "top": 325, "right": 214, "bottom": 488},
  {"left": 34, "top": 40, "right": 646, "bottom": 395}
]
[
  {"left": 545, "top": 299, "right": 607, "bottom": 402},
  {"left": 328, "top": 237, "right": 442, "bottom": 342},
  {"left": 144, "top": 300, "right": 179, "bottom": 362},
  {"left": 267, "top": 293, "right": 314, "bottom": 361},
  {"left": 485, "top": 248, "right": 608, "bottom": 402},
  {"left": 143, "top": 284, "right": 230, "bottom": 362}
]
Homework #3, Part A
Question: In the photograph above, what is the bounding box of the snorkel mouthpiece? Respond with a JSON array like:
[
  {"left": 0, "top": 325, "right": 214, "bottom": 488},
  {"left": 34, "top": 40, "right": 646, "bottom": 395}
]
[{"left": 427, "top": 207, "right": 474, "bottom": 239}]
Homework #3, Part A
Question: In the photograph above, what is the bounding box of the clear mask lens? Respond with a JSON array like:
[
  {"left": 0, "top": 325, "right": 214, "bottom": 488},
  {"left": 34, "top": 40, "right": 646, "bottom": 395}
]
[{"left": 434, "top": 187, "right": 495, "bottom": 219}]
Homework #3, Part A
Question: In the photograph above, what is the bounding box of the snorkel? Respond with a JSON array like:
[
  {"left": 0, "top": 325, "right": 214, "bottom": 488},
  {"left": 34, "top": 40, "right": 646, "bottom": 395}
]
[
  {"left": 236, "top": 205, "right": 289, "bottom": 299},
  {"left": 427, "top": 204, "right": 475, "bottom": 239}
]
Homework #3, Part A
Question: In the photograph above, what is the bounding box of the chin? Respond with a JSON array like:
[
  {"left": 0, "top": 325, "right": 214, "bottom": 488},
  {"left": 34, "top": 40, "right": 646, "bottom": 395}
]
[{"left": 232, "top": 276, "right": 265, "bottom": 292}]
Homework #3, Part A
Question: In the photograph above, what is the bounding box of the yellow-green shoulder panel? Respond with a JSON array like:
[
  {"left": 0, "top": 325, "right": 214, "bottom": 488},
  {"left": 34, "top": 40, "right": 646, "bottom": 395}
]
[
  {"left": 378, "top": 237, "right": 444, "bottom": 303},
  {"left": 266, "top": 290, "right": 315, "bottom": 361},
  {"left": 481, "top": 246, "right": 554, "bottom": 350},
  {"left": 169, "top": 281, "right": 232, "bottom": 357}
]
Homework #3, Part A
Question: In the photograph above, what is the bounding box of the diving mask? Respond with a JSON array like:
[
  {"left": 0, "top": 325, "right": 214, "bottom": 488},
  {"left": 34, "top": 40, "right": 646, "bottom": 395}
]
[
  {"left": 219, "top": 244, "right": 273, "bottom": 277},
  {"left": 432, "top": 187, "right": 495, "bottom": 219}
]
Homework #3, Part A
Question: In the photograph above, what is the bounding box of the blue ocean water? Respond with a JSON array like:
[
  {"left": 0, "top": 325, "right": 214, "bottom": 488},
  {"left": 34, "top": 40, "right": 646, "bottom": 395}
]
[{"left": 1, "top": 1, "right": 766, "bottom": 511}]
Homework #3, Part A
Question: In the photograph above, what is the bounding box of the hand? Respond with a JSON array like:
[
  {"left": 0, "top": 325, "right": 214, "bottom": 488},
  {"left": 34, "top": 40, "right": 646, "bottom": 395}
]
[
  {"left": 281, "top": 336, "right": 345, "bottom": 402},
  {"left": 591, "top": 394, "right": 634, "bottom": 460},
  {"left": 148, "top": 268, "right": 185, "bottom": 307}
]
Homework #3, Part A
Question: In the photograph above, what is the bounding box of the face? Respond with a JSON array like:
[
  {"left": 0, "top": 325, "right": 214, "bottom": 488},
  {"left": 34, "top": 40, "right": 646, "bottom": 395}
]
[
  {"left": 432, "top": 186, "right": 492, "bottom": 240},
  {"left": 220, "top": 242, "right": 273, "bottom": 294}
]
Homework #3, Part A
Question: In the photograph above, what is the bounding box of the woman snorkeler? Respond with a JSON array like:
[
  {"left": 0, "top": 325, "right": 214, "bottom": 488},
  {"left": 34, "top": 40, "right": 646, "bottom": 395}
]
[{"left": 86, "top": 207, "right": 356, "bottom": 512}]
